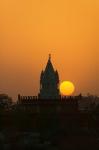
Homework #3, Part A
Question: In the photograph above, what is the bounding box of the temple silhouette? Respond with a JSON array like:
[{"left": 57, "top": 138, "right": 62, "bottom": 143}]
[
  {"left": 17, "top": 55, "right": 78, "bottom": 112},
  {"left": 38, "top": 54, "right": 60, "bottom": 99}
]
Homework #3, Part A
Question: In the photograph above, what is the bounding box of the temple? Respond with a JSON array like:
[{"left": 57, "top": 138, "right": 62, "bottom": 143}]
[
  {"left": 38, "top": 54, "right": 60, "bottom": 99},
  {"left": 17, "top": 55, "right": 78, "bottom": 113}
]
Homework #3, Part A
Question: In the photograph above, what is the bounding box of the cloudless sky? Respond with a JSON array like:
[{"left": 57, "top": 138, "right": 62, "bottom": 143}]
[{"left": 0, "top": 0, "right": 99, "bottom": 100}]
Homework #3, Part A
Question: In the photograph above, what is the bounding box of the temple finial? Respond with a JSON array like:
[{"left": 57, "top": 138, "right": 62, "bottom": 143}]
[{"left": 49, "top": 54, "right": 51, "bottom": 60}]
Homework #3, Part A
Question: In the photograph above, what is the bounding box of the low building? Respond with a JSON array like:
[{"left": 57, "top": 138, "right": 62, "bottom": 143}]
[{"left": 0, "top": 94, "right": 12, "bottom": 108}]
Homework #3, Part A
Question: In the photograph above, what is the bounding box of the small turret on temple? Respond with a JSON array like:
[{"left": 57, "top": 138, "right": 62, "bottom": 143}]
[{"left": 38, "top": 54, "right": 60, "bottom": 99}]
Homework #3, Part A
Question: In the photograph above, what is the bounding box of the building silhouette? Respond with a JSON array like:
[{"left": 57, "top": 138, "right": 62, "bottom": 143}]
[
  {"left": 17, "top": 55, "right": 78, "bottom": 113},
  {"left": 38, "top": 54, "right": 60, "bottom": 99}
]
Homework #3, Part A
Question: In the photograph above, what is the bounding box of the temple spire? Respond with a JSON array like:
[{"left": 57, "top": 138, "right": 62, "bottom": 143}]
[
  {"left": 39, "top": 54, "right": 60, "bottom": 99},
  {"left": 49, "top": 54, "right": 51, "bottom": 60}
]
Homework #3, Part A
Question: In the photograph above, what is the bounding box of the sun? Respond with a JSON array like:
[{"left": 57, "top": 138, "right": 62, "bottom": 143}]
[{"left": 59, "top": 81, "right": 75, "bottom": 96}]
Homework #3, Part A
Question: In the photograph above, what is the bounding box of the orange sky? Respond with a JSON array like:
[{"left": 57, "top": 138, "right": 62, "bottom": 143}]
[{"left": 0, "top": 0, "right": 99, "bottom": 100}]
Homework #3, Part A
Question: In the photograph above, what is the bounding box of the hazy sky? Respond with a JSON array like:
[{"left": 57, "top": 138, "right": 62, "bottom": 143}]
[{"left": 0, "top": 0, "right": 99, "bottom": 100}]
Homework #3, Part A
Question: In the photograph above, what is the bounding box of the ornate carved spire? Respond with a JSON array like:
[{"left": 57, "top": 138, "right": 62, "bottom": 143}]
[{"left": 39, "top": 55, "right": 60, "bottom": 99}]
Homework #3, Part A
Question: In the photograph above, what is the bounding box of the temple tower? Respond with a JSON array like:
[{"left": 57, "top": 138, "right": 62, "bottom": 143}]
[{"left": 38, "top": 54, "right": 60, "bottom": 99}]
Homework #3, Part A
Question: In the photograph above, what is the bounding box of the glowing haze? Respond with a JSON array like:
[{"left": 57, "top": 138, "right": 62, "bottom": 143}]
[{"left": 0, "top": 0, "right": 99, "bottom": 100}]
